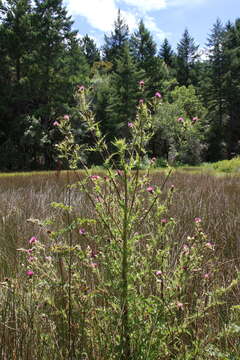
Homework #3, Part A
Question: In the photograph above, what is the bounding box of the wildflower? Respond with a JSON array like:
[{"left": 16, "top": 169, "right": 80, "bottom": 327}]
[
  {"left": 45, "top": 256, "right": 52, "bottom": 262},
  {"left": 177, "top": 117, "right": 184, "bottom": 123},
  {"left": 128, "top": 122, "right": 134, "bottom": 128},
  {"left": 205, "top": 242, "right": 215, "bottom": 250},
  {"left": 147, "top": 186, "right": 154, "bottom": 194},
  {"left": 117, "top": 169, "right": 123, "bottom": 176},
  {"left": 90, "top": 262, "right": 98, "bottom": 268},
  {"left": 139, "top": 80, "right": 144, "bottom": 87},
  {"left": 29, "top": 236, "right": 37, "bottom": 245},
  {"left": 53, "top": 121, "right": 59, "bottom": 126},
  {"left": 155, "top": 92, "right": 162, "bottom": 98},
  {"left": 203, "top": 273, "right": 210, "bottom": 279},
  {"left": 63, "top": 114, "right": 70, "bottom": 121},
  {"left": 194, "top": 217, "right": 202, "bottom": 223},
  {"left": 104, "top": 175, "right": 109, "bottom": 181},
  {"left": 139, "top": 99, "right": 144, "bottom": 105},
  {"left": 155, "top": 270, "right": 162, "bottom": 276},
  {"left": 79, "top": 228, "right": 86, "bottom": 235},
  {"left": 176, "top": 301, "right": 184, "bottom": 310},
  {"left": 192, "top": 116, "right": 198, "bottom": 123},
  {"left": 161, "top": 218, "right": 168, "bottom": 225},
  {"left": 78, "top": 85, "right": 85, "bottom": 91},
  {"left": 182, "top": 244, "right": 190, "bottom": 255},
  {"left": 28, "top": 256, "right": 37, "bottom": 262},
  {"left": 26, "top": 270, "right": 34, "bottom": 277},
  {"left": 90, "top": 175, "right": 100, "bottom": 180},
  {"left": 151, "top": 157, "right": 156, "bottom": 163}
]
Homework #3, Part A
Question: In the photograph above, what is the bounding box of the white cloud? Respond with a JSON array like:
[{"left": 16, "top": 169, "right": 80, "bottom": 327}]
[
  {"left": 121, "top": 0, "right": 166, "bottom": 11},
  {"left": 144, "top": 15, "right": 170, "bottom": 41},
  {"left": 67, "top": 0, "right": 118, "bottom": 32}
]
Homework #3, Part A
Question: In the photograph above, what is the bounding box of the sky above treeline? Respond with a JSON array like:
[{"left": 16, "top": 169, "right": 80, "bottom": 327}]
[{"left": 64, "top": 0, "right": 240, "bottom": 50}]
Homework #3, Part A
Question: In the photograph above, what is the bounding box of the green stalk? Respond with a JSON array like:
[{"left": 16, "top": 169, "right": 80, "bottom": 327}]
[{"left": 120, "top": 168, "right": 131, "bottom": 360}]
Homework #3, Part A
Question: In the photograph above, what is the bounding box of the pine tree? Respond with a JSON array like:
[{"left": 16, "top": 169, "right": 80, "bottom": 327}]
[
  {"left": 222, "top": 18, "right": 240, "bottom": 156},
  {"left": 80, "top": 34, "right": 100, "bottom": 67},
  {"left": 102, "top": 9, "right": 129, "bottom": 68},
  {"left": 130, "top": 20, "right": 166, "bottom": 95},
  {"left": 106, "top": 45, "right": 144, "bottom": 140},
  {"left": 205, "top": 18, "right": 226, "bottom": 160},
  {"left": 176, "top": 28, "right": 199, "bottom": 86},
  {"left": 159, "top": 38, "right": 174, "bottom": 67}
]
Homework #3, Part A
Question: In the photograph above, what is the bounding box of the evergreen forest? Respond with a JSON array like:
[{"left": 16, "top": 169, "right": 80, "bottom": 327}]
[{"left": 1, "top": 0, "right": 240, "bottom": 170}]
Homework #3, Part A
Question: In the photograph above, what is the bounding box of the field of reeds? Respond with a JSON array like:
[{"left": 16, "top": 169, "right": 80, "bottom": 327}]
[{"left": 0, "top": 169, "right": 239, "bottom": 359}]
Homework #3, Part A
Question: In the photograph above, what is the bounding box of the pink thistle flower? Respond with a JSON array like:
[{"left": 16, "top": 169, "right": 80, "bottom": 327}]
[
  {"left": 177, "top": 117, "right": 184, "bottom": 123},
  {"left": 63, "top": 115, "right": 70, "bottom": 121},
  {"left": 29, "top": 237, "right": 37, "bottom": 245},
  {"left": 139, "top": 99, "right": 144, "bottom": 105},
  {"left": 90, "top": 262, "right": 98, "bottom": 268},
  {"left": 45, "top": 256, "right": 52, "bottom": 262},
  {"left": 182, "top": 244, "right": 190, "bottom": 255},
  {"left": 155, "top": 270, "right": 162, "bottom": 276},
  {"left": 53, "top": 121, "right": 59, "bottom": 126},
  {"left": 28, "top": 256, "right": 37, "bottom": 262},
  {"left": 27, "top": 249, "right": 33, "bottom": 254},
  {"left": 79, "top": 228, "right": 86, "bottom": 235},
  {"left": 161, "top": 218, "right": 168, "bottom": 225},
  {"left": 117, "top": 169, "right": 123, "bottom": 177},
  {"left": 194, "top": 217, "right": 202, "bottom": 223},
  {"left": 203, "top": 273, "right": 210, "bottom": 279},
  {"left": 128, "top": 122, "right": 134, "bottom": 128},
  {"left": 26, "top": 270, "right": 34, "bottom": 277},
  {"left": 104, "top": 175, "right": 109, "bottom": 181},
  {"left": 155, "top": 92, "right": 162, "bottom": 98},
  {"left": 139, "top": 80, "right": 145, "bottom": 87},
  {"left": 90, "top": 175, "right": 100, "bottom": 180},
  {"left": 78, "top": 85, "right": 85, "bottom": 92},
  {"left": 147, "top": 186, "right": 154, "bottom": 194},
  {"left": 205, "top": 242, "right": 215, "bottom": 250},
  {"left": 151, "top": 157, "right": 156, "bottom": 163},
  {"left": 176, "top": 301, "right": 184, "bottom": 310}
]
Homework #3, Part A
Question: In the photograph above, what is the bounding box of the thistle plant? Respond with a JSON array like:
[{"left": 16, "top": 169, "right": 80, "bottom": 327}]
[{"left": 1, "top": 85, "right": 239, "bottom": 359}]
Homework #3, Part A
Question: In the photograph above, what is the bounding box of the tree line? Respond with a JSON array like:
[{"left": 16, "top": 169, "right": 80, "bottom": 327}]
[{"left": 0, "top": 0, "right": 240, "bottom": 170}]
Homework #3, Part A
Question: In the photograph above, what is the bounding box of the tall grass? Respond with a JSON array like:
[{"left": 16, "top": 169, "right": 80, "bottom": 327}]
[{"left": 0, "top": 170, "right": 239, "bottom": 359}]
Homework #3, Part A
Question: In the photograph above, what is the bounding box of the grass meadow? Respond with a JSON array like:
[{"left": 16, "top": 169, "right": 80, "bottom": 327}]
[{"left": 0, "top": 169, "right": 240, "bottom": 359}]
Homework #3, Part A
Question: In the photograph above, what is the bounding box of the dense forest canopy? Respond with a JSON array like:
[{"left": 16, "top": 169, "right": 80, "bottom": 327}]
[{"left": 0, "top": 0, "right": 240, "bottom": 170}]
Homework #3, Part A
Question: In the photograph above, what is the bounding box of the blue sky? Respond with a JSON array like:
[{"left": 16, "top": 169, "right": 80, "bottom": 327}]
[{"left": 64, "top": 0, "right": 240, "bottom": 51}]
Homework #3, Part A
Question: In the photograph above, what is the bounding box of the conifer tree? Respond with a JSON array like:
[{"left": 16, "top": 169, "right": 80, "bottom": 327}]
[
  {"left": 159, "top": 38, "right": 174, "bottom": 67},
  {"left": 80, "top": 34, "right": 100, "bottom": 67},
  {"left": 130, "top": 20, "right": 166, "bottom": 95},
  {"left": 102, "top": 9, "right": 129, "bottom": 68},
  {"left": 176, "top": 28, "right": 199, "bottom": 86},
  {"left": 106, "top": 45, "right": 144, "bottom": 140}
]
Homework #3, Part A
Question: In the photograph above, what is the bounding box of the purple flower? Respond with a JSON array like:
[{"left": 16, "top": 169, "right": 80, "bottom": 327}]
[
  {"left": 26, "top": 270, "right": 34, "bottom": 277},
  {"left": 176, "top": 301, "right": 184, "bottom": 310},
  {"left": 155, "top": 270, "right": 162, "bottom": 276},
  {"left": 147, "top": 186, "right": 154, "bottom": 194},
  {"left": 90, "top": 175, "right": 100, "bottom": 180},
  {"left": 161, "top": 218, "right": 168, "bottom": 225},
  {"left": 78, "top": 85, "right": 85, "bottom": 92},
  {"left": 155, "top": 92, "right": 162, "bottom": 98},
  {"left": 192, "top": 117, "right": 199, "bottom": 123},
  {"left": 128, "top": 122, "right": 134, "bottom": 128},
  {"left": 29, "top": 237, "right": 37, "bottom": 245},
  {"left": 79, "top": 228, "right": 86, "bottom": 235},
  {"left": 139, "top": 80, "right": 145, "bottom": 87},
  {"left": 53, "top": 121, "right": 59, "bottom": 126},
  {"left": 194, "top": 217, "right": 202, "bottom": 223},
  {"left": 139, "top": 99, "right": 144, "bottom": 105},
  {"left": 63, "top": 115, "right": 70, "bottom": 121}
]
